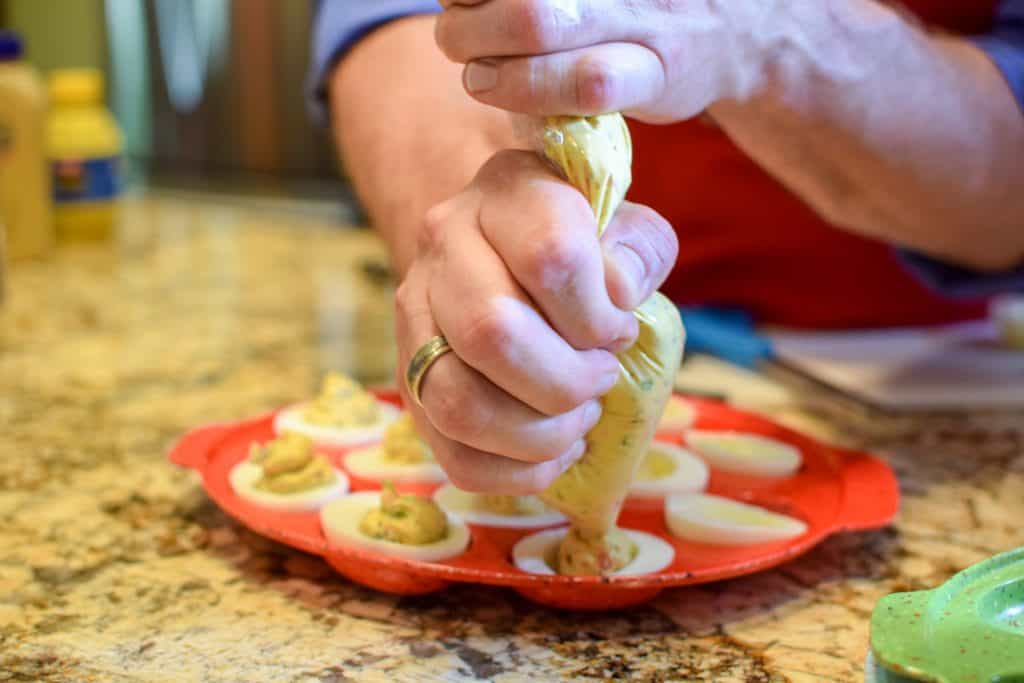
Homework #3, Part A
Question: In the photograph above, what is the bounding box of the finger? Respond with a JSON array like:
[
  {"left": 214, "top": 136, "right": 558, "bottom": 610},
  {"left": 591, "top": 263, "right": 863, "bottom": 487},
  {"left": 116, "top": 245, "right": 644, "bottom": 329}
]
[
  {"left": 476, "top": 150, "right": 637, "bottom": 350},
  {"left": 600, "top": 201, "right": 678, "bottom": 310},
  {"left": 420, "top": 355, "right": 603, "bottom": 463},
  {"left": 423, "top": 416, "right": 586, "bottom": 495},
  {"left": 436, "top": 0, "right": 610, "bottom": 63},
  {"left": 400, "top": 214, "right": 609, "bottom": 460},
  {"left": 424, "top": 187, "right": 621, "bottom": 416},
  {"left": 463, "top": 43, "right": 665, "bottom": 117}
]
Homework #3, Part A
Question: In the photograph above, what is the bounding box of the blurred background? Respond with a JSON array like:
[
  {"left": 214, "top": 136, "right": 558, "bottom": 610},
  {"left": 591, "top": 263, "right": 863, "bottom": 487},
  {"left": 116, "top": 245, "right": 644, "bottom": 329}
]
[{"left": 1, "top": 0, "right": 346, "bottom": 198}]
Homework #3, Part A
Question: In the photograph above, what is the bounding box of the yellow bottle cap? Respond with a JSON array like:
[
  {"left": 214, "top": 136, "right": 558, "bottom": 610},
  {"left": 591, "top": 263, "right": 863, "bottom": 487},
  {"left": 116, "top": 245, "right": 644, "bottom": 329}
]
[{"left": 48, "top": 68, "right": 104, "bottom": 106}]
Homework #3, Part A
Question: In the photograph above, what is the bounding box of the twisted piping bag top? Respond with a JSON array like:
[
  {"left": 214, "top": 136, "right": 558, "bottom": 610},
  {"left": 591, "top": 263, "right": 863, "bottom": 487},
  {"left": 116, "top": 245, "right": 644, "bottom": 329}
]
[{"left": 532, "top": 114, "right": 685, "bottom": 572}]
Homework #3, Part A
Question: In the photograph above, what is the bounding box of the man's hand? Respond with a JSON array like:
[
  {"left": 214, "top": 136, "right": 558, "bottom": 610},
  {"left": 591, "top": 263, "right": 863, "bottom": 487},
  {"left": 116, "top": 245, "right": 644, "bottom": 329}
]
[
  {"left": 435, "top": 0, "right": 766, "bottom": 123},
  {"left": 435, "top": 0, "right": 1024, "bottom": 270},
  {"left": 395, "top": 150, "right": 677, "bottom": 493}
]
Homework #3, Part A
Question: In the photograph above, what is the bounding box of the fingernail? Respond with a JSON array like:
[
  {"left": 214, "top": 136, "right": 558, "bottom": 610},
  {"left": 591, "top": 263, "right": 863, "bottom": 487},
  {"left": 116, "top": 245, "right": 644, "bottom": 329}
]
[
  {"left": 583, "top": 400, "right": 602, "bottom": 431},
  {"left": 464, "top": 60, "right": 498, "bottom": 93},
  {"left": 609, "top": 242, "right": 646, "bottom": 307}
]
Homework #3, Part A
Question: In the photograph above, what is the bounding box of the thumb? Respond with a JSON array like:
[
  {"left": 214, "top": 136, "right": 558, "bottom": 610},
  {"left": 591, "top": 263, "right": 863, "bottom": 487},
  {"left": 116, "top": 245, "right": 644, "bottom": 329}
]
[{"left": 601, "top": 202, "right": 678, "bottom": 311}]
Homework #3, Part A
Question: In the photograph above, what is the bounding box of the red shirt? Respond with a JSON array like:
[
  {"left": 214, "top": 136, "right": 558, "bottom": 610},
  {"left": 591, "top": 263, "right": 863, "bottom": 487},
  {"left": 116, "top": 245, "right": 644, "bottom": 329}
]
[{"left": 628, "top": 1, "right": 998, "bottom": 328}]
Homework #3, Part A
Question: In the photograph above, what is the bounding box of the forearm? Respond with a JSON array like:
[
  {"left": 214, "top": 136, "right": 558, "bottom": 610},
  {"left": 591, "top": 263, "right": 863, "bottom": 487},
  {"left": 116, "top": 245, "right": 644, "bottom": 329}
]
[
  {"left": 329, "top": 16, "right": 514, "bottom": 275},
  {"left": 710, "top": 1, "right": 1024, "bottom": 270}
]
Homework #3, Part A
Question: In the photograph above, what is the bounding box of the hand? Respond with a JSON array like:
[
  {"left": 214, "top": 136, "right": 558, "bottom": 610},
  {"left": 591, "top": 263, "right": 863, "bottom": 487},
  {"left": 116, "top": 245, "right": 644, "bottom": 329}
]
[
  {"left": 435, "top": 0, "right": 767, "bottom": 123},
  {"left": 395, "top": 150, "right": 678, "bottom": 493}
]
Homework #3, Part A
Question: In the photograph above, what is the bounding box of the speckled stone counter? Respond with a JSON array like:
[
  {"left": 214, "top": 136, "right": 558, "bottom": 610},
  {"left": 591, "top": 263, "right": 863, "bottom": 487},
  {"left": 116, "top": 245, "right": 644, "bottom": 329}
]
[{"left": 2, "top": 194, "right": 1022, "bottom": 682}]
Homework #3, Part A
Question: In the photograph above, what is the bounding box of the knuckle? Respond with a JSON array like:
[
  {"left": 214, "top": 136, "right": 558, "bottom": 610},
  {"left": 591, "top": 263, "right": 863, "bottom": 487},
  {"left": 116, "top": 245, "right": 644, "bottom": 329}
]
[
  {"left": 572, "top": 315, "right": 622, "bottom": 350},
  {"left": 575, "top": 58, "right": 618, "bottom": 112},
  {"left": 507, "top": 0, "right": 558, "bottom": 52},
  {"left": 540, "top": 380, "right": 591, "bottom": 416},
  {"left": 455, "top": 299, "right": 517, "bottom": 364},
  {"left": 427, "top": 378, "right": 492, "bottom": 444},
  {"left": 393, "top": 280, "right": 416, "bottom": 324},
  {"left": 417, "top": 203, "right": 448, "bottom": 255},
  {"left": 521, "top": 225, "right": 584, "bottom": 293},
  {"left": 477, "top": 149, "right": 525, "bottom": 186}
]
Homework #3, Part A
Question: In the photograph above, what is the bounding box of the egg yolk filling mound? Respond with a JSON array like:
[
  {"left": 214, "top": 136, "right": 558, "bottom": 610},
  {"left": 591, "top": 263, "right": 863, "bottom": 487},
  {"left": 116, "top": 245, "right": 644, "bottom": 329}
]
[
  {"left": 359, "top": 484, "right": 449, "bottom": 545},
  {"left": 250, "top": 432, "right": 336, "bottom": 494},
  {"left": 380, "top": 414, "right": 432, "bottom": 464},
  {"left": 302, "top": 372, "right": 380, "bottom": 427}
]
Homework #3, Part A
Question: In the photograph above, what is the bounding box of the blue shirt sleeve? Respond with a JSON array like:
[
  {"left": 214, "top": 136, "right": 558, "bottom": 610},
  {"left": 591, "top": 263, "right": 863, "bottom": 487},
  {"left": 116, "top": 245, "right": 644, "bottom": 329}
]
[
  {"left": 899, "top": 251, "right": 1024, "bottom": 298},
  {"left": 972, "top": 0, "right": 1024, "bottom": 109},
  {"left": 308, "top": 0, "right": 441, "bottom": 123}
]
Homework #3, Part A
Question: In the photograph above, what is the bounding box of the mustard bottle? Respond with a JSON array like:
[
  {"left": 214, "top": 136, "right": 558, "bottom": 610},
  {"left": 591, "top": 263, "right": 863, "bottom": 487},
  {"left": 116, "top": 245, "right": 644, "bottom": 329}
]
[
  {"left": 46, "top": 68, "right": 123, "bottom": 242},
  {"left": 0, "top": 31, "right": 53, "bottom": 260}
]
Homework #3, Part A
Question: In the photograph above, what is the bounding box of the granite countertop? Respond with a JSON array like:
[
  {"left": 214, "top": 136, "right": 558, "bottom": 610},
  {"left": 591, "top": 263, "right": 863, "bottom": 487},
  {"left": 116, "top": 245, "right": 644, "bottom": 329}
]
[{"left": 2, "top": 194, "right": 1022, "bottom": 682}]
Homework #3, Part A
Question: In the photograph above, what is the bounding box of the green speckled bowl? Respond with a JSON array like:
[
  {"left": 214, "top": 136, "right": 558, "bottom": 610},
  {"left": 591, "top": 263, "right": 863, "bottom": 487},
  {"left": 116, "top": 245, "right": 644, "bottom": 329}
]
[{"left": 870, "top": 546, "right": 1024, "bottom": 683}]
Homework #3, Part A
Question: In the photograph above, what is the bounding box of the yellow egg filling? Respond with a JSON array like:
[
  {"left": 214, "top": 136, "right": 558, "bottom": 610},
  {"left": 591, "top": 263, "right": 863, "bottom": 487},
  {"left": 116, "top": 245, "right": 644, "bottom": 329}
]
[
  {"left": 358, "top": 484, "right": 448, "bottom": 545},
  {"left": 250, "top": 432, "right": 336, "bottom": 494},
  {"left": 302, "top": 372, "right": 381, "bottom": 427}
]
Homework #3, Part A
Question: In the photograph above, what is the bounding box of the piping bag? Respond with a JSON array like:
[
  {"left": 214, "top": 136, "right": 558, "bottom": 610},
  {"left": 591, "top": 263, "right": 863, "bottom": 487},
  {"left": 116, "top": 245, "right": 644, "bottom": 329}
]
[{"left": 514, "top": 113, "right": 686, "bottom": 575}]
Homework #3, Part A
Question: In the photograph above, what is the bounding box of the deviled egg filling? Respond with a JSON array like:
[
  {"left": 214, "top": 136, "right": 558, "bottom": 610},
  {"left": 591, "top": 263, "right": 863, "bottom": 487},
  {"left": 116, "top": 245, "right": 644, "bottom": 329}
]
[
  {"left": 380, "top": 414, "right": 432, "bottom": 464},
  {"left": 359, "top": 484, "right": 448, "bottom": 545},
  {"left": 229, "top": 432, "right": 348, "bottom": 511},
  {"left": 274, "top": 372, "right": 400, "bottom": 447},
  {"left": 512, "top": 527, "right": 674, "bottom": 577},
  {"left": 344, "top": 414, "right": 447, "bottom": 484},
  {"left": 250, "top": 432, "right": 336, "bottom": 494},
  {"left": 302, "top": 372, "right": 381, "bottom": 427},
  {"left": 557, "top": 527, "right": 637, "bottom": 576},
  {"left": 320, "top": 489, "right": 471, "bottom": 562}
]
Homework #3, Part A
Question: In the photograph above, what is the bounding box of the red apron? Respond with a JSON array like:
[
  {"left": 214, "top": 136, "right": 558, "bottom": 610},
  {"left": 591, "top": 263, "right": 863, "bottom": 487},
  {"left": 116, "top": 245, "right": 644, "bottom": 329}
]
[{"left": 628, "top": 1, "right": 999, "bottom": 328}]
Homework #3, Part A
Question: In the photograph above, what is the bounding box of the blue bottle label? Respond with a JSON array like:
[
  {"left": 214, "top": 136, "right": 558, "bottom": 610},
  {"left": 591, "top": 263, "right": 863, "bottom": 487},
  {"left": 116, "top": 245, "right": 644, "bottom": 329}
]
[{"left": 52, "top": 156, "right": 121, "bottom": 203}]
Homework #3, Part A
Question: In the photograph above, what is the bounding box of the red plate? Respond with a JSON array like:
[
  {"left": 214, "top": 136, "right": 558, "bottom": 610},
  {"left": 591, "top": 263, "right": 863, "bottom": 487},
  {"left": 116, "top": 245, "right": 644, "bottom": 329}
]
[{"left": 168, "top": 390, "right": 899, "bottom": 610}]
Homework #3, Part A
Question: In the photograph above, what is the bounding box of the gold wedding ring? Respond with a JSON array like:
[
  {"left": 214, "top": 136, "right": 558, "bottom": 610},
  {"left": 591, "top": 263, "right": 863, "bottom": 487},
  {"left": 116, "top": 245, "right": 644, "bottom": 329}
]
[{"left": 405, "top": 335, "right": 453, "bottom": 408}]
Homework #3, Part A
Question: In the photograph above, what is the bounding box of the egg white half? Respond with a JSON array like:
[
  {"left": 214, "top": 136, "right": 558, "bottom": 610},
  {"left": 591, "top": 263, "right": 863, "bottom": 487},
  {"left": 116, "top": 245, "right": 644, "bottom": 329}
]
[
  {"left": 229, "top": 461, "right": 349, "bottom": 512},
  {"left": 432, "top": 485, "right": 566, "bottom": 528},
  {"left": 658, "top": 395, "right": 698, "bottom": 432},
  {"left": 628, "top": 442, "right": 710, "bottom": 499},
  {"left": 665, "top": 493, "right": 808, "bottom": 545},
  {"left": 686, "top": 429, "right": 802, "bottom": 478},
  {"left": 273, "top": 401, "right": 400, "bottom": 448},
  {"left": 345, "top": 445, "right": 447, "bottom": 484},
  {"left": 320, "top": 491, "right": 471, "bottom": 562},
  {"left": 512, "top": 527, "right": 675, "bottom": 577}
]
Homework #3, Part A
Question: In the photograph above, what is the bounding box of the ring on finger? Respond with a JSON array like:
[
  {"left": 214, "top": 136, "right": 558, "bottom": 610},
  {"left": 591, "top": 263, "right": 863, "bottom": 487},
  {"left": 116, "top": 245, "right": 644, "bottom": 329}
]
[{"left": 405, "top": 335, "right": 453, "bottom": 408}]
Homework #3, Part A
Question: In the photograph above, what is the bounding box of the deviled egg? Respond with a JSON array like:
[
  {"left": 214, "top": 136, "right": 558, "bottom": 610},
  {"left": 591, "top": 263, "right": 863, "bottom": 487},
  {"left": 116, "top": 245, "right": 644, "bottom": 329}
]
[
  {"left": 344, "top": 413, "right": 446, "bottom": 486},
  {"left": 512, "top": 527, "right": 674, "bottom": 576},
  {"left": 229, "top": 432, "right": 349, "bottom": 511},
  {"left": 657, "top": 395, "right": 698, "bottom": 432},
  {"left": 274, "top": 372, "right": 400, "bottom": 448},
  {"left": 628, "top": 442, "right": 709, "bottom": 498},
  {"left": 665, "top": 493, "right": 807, "bottom": 545},
  {"left": 320, "top": 486, "right": 470, "bottom": 562},
  {"left": 433, "top": 486, "right": 565, "bottom": 528},
  {"left": 685, "top": 430, "right": 802, "bottom": 478}
]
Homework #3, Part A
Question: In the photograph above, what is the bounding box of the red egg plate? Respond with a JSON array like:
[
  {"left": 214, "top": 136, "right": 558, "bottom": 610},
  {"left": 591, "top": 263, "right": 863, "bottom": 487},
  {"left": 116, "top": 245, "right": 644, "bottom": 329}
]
[{"left": 168, "top": 390, "right": 899, "bottom": 609}]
